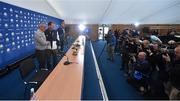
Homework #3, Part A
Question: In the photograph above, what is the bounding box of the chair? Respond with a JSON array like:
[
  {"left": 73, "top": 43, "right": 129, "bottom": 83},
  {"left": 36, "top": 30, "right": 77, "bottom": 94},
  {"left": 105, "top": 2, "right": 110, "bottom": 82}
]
[
  {"left": 0, "top": 68, "right": 8, "bottom": 77},
  {"left": 19, "top": 58, "right": 50, "bottom": 99}
]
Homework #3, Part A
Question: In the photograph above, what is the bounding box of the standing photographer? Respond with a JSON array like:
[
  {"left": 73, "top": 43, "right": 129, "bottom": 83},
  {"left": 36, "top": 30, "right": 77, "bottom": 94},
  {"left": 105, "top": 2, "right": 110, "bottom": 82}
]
[
  {"left": 105, "top": 30, "right": 116, "bottom": 61},
  {"left": 168, "top": 45, "right": 180, "bottom": 100}
]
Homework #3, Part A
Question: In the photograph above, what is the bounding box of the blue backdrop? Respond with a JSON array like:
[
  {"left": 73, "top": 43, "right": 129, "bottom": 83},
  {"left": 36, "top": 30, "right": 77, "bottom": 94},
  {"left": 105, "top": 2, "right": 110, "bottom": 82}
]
[{"left": 0, "top": 1, "right": 63, "bottom": 69}]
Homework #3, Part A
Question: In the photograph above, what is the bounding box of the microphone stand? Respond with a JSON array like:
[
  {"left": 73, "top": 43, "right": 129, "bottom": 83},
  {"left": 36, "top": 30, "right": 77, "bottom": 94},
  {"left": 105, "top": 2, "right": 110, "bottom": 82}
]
[
  {"left": 58, "top": 45, "right": 79, "bottom": 65},
  {"left": 57, "top": 51, "right": 72, "bottom": 65}
]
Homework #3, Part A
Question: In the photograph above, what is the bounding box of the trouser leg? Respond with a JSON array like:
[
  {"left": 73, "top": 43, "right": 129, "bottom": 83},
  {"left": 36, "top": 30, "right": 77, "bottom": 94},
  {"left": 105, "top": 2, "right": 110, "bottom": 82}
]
[
  {"left": 52, "top": 50, "right": 58, "bottom": 68},
  {"left": 46, "top": 49, "right": 52, "bottom": 69},
  {"left": 36, "top": 50, "right": 45, "bottom": 69},
  {"left": 122, "top": 53, "right": 129, "bottom": 73},
  {"left": 110, "top": 46, "right": 115, "bottom": 60},
  {"left": 107, "top": 45, "right": 111, "bottom": 59},
  {"left": 60, "top": 40, "right": 64, "bottom": 51}
]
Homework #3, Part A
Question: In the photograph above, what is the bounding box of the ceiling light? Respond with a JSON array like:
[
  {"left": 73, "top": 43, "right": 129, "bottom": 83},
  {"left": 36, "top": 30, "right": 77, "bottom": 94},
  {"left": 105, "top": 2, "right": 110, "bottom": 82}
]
[
  {"left": 78, "top": 24, "right": 86, "bottom": 31},
  {"left": 134, "top": 22, "right": 140, "bottom": 27}
]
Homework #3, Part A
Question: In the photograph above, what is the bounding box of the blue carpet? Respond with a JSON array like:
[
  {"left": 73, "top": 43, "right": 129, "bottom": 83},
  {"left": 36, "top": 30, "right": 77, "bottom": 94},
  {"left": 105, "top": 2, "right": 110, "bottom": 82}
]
[
  {"left": 0, "top": 69, "right": 25, "bottom": 100},
  {"left": 92, "top": 40, "right": 144, "bottom": 100},
  {"left": 81, "top": 40, "right": 103, "bottom": 100}
]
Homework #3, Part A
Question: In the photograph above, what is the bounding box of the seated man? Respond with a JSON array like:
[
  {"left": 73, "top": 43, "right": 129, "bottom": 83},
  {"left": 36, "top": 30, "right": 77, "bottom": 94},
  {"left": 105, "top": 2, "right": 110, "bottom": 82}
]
[{"left": 133, "top": 52, "right": 152, "bottom": 94}]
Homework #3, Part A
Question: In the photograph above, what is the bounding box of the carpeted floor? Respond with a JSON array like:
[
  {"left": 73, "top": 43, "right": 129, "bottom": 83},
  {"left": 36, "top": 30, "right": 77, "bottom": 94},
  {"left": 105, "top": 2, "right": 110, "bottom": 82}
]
[
  {"left": 92, "top": 40, "right": 143, "bottom": 100},
  {"left": 81, "top": 40, "right": 103, "bottom": 100}
]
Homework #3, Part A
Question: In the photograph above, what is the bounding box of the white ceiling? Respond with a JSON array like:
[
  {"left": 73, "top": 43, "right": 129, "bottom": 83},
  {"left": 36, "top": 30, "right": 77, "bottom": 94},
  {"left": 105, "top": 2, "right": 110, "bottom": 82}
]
[{"left": 2, "top": 0, "right": 180, "bottom": 24}]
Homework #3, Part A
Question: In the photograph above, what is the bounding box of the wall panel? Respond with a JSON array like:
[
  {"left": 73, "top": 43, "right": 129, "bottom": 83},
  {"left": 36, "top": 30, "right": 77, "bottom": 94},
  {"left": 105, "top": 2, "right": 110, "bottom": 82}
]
[{"left": 0, "top": 1, "right": 63, "bottom": 69}]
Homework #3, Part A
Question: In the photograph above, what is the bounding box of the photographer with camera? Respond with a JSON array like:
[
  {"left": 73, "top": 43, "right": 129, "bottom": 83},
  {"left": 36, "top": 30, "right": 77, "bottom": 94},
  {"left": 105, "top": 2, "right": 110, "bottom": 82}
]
[
  {"left": 168, "top": 45, "right": 180, "bottom": 100},
  {"left": 147, "top": 43, "right": 170, "bottom": 81},
  {"left": 105, "top": 30, "right": 116, "bottom": 62},
  {"left": 120, "top": 34, "right": 130, "bottom": 73}
]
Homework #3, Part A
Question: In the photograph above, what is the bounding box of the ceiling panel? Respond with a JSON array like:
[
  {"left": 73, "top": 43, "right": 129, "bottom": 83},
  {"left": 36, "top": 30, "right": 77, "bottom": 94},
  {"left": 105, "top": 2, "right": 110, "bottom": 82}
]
[
  {"left": 47, "top": 0, "right": 111, "bottom": 24},
  {"left": 1, "top": 0, "right": 180, "bottom": 24},
  {"left": 103, "top": 0, "right": 180, "bottom": 24}
]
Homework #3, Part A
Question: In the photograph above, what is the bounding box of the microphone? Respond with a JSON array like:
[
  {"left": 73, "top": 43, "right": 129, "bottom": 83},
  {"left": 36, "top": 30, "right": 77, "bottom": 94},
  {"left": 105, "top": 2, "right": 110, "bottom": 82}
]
[{"left": 64, "top": 54, "right": 71, "bottom": 65}]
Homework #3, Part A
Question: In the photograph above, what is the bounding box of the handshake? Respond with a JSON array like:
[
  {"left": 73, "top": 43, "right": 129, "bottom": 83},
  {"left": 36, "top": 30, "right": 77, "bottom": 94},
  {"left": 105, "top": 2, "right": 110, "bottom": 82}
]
[{"left": 46, "top": 41, "right": 50, "bottom": 45}]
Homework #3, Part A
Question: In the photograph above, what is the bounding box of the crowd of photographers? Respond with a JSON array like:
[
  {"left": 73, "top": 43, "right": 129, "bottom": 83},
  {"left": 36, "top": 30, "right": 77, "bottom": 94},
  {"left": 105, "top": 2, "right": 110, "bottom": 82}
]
[{"left": 105, "top": 28, "right": 180, "bottom": 100}]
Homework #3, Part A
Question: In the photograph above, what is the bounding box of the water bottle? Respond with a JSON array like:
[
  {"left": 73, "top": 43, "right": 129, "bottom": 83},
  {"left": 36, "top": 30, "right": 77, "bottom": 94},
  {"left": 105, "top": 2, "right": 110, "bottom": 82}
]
[{"left": 30, "top": 88, "right": 36, "bottom": 100}]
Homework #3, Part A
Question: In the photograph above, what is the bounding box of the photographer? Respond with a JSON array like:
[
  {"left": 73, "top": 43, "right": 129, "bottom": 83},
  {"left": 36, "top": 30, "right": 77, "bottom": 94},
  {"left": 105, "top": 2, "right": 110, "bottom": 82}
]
[
  {"left": 126, "top": 38, "right": 139, "bottom": 75},
  {"left": 139, "top": 40, "right": 151, "bottom": 56},
  {"left": 105, "top": 30, "right": 116, "bottom": 61},
  {"left": 120, "top": 35, "right": 130, "bottom": 73},
  {"left": 143, "top": 43, "right": 172, "bottom": 98},
  {"left": 148, "top": 43, "right": 170, "bottom": 82},
  {"left": 168, "top": 45, "right": 180, "bottom": 100}
]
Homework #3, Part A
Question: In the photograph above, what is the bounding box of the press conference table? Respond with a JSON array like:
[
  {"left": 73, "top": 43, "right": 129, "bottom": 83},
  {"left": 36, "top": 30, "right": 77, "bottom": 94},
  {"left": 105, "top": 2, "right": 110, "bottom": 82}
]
[{"left": 33, "top": 35, "right": 86, "bottom": 100}]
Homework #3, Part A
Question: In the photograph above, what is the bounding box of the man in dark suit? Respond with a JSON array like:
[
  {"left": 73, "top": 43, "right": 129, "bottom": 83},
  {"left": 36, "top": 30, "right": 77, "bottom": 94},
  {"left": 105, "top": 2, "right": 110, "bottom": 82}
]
[
  {"left": 45, "top": 22, "right": 58, "bottom": 69},
  {"left": 57, "top": 21, "right": 65, "bottom": 52}
]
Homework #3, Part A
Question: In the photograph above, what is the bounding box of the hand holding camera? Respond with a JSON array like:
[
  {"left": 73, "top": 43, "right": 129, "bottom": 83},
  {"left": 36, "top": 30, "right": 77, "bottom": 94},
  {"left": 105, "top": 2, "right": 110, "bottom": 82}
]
[{"left": 162, "top": 53, "right": 170, "bottom": 62}]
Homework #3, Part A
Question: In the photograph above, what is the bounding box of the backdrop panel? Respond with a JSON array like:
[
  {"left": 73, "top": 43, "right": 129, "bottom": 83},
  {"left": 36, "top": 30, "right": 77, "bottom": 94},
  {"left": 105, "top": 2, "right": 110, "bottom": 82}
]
[{"left": 0, "top": 1, "right": 63, "bottom": 69}]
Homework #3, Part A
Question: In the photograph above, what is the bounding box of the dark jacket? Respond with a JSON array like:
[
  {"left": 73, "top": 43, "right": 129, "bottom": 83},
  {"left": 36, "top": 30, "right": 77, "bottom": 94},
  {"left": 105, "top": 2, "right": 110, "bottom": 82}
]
[
  {"left": 128, "top": 42, "right": 138, "bottom": 54},
  {"left": 150, "top": 51, "right": 166, "bottom": 71},
  {"left": 44, "top": 29, "right": 58, "bottom": 49},
  {"left": 169, "top": 59, "right": 180, "bottom": 90},
  {"left": 57, "top": 27, "right": 65, "bottom": 42},
  {"left": 133, "top": 59, "right": 152, "bottom": 80},
  {"left": 106, "top": 34, "right": 116, "bottom": 47}
]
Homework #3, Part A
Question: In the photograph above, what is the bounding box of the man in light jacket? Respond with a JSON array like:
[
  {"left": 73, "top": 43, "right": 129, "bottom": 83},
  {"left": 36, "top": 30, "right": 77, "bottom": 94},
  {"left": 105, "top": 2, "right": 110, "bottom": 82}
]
[{"left": 34, "top": 23, "right": 49, "bottom": 69}]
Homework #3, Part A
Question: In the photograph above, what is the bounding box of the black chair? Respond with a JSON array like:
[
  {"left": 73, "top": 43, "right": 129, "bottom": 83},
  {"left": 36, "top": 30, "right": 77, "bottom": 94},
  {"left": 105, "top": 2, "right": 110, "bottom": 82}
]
[
  {"left": 18, "top": 58, "right": 50, "bottom": 99},
  {"left": 0, "top": 68, "right": 8, "bottom": 77}
]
